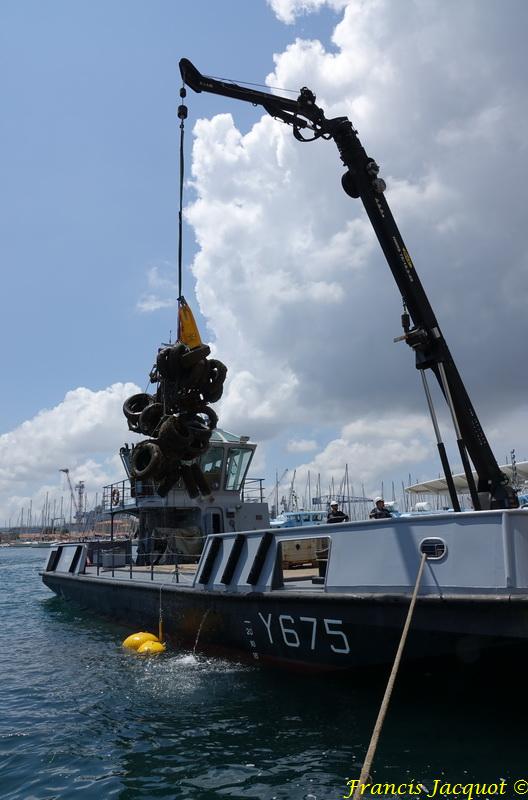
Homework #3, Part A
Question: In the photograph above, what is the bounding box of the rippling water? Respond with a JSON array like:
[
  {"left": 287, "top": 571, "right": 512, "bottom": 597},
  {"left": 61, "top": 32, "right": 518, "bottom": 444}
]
[{"left": 1, "top": 547, "right": 527, "bottom": 799}]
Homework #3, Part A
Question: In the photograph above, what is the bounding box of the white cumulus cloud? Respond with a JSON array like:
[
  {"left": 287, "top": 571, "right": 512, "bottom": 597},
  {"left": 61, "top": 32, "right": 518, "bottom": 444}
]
[
  {"left": 185, "top": 0, "right": 528, "bottom": 495},
  {"left": 0, "top": 383, "right": 140, "bottom": 524}
]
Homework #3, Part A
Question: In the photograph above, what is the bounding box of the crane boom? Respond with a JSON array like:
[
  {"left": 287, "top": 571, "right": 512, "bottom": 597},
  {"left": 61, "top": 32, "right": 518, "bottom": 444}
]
[{"left": 179, "top": 59, "right": 518, "bottom": 511}]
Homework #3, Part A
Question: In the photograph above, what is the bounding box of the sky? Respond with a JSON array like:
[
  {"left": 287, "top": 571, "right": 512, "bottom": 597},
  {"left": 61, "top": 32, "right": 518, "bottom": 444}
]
[{"left": 1, "top": 0, "right": 527, "bottom": 525}]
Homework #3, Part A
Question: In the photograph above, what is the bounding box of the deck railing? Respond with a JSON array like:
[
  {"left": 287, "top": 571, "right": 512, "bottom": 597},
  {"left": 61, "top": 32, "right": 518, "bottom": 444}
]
[
  {"left": 86, "top": 544, "right": 197, "bottom": 583},
  {"left": 241, "top": 477, "right": 265, "bottom": 503}
]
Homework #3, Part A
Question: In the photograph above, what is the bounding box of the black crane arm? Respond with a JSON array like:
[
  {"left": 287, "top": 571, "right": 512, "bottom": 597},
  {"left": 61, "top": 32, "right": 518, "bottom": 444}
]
[{"left": 179, "top": 59, "right": 518, "bottom": 510}]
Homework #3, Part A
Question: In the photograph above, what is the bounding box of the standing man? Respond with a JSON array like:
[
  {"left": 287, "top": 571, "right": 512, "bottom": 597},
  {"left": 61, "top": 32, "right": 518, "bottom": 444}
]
[
  {"left": 369, "top": 497, "right": 392, "bottom": 519},
  {"left": 327, "top": 500, "right": 349, "bottom": 524}
]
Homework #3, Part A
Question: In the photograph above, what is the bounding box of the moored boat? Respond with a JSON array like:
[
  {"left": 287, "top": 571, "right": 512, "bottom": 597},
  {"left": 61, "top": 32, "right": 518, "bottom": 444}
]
[
  {"left": 41, "top": 60, "right": 527, "bottom": 672},
  {"left": 41, "top": 505, "right": 528, "bottom": 671}
]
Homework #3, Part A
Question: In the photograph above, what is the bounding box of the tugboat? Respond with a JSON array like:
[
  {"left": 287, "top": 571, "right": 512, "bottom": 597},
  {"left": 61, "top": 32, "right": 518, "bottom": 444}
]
[{"left": 41, "top": 61, "right": 528, "bottom": 673}]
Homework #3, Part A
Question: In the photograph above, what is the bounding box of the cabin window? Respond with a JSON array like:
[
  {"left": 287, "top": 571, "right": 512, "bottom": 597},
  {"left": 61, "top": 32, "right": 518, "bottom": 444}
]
[
  {"left": 224, "top": 447, "right": 252, "bottom": 491},
  {"left": 276, "top": 536, "right": 330, "bottom": 587},
  {"left": 200, "top": 446, "right": 225, "bottom": 490},
  {"left": 420, "top": 538, "right": 446, "bottom": 559}
]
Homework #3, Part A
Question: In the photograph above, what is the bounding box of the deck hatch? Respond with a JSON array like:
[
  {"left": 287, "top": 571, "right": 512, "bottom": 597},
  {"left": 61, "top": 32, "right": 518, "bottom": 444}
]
[
  {"left": 198, "top": 537, "right": 222, "bottom": 584},
  {"left": 220, "top": 534, "right": 245, "bottom": 585},
  {"left": 247, "top": 531, "right": 273, "bottom": 585},
  {"left": 420, "top": 538, "right": 446, "bottom": 559}
]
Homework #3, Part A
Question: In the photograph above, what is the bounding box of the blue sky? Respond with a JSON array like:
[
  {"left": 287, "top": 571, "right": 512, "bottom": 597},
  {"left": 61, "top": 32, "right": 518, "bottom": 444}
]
[
  {"left": 1, "top": 0, "right": 332, "bottom": 424},
  {"left": 2, "top": 0, "right": 528, "bottom": 523}
]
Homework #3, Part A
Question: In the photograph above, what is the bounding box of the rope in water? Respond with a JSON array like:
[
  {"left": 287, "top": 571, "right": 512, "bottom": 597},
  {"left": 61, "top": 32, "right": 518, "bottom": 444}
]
[
  {"left": 159, "top": 583, "right": 164, "bottom": 642},
  {"left": 352, "top": 551, "right": 428, "bottom": 798}
]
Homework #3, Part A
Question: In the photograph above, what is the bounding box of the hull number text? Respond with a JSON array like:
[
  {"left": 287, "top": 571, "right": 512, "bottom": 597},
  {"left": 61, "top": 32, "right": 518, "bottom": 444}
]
[{"left": 257, "top": 613, "right": 350, "bottom": 655}]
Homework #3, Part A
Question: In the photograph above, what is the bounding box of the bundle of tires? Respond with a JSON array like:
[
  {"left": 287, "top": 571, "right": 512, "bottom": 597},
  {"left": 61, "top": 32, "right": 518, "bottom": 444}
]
[{"left": 122, "top": 341, "right": 227, "bottom": 499}]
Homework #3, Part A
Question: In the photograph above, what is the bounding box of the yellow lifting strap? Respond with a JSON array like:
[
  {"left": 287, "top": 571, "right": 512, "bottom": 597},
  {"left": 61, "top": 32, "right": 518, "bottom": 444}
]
[{"left": 177, "top": 296, "right": 203, "bottom": 349}]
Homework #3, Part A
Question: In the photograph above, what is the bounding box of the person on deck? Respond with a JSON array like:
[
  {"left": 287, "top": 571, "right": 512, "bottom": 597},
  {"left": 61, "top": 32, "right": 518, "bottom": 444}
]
[
  {"left": 369, "top": 497, "right": 392, "bottom": 519},
  {"left": 326, "top": 501, "right": 349, "bottom": 524}
]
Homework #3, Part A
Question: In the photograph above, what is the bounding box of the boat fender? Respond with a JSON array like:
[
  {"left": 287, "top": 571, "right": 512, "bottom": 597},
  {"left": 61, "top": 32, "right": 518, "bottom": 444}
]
[{"left": 122, "top": 631, "right": 160, "bottom": 650}]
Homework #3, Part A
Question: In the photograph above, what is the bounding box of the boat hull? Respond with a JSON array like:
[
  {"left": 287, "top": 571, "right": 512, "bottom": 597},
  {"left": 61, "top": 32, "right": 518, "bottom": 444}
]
[{"left": 41, "top": 571, "right": 528, "bottom": 672}]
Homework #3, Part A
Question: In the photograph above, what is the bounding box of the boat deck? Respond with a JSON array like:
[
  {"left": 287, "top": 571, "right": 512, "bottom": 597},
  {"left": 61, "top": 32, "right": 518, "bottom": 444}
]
[{"left": 83, "top": 564, "right": 323, "bottom": 590}]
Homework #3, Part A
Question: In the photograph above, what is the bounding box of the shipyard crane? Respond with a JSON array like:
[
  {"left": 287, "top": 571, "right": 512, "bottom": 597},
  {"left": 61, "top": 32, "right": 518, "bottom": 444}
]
[
  {"left": 287, "top": 470, "right": 298, "bottom": 512},
  {"left": 59, "top": 469, "right": 85, "bottom": 523},
  {"left": 179, "top": 59, "right": 519, "bottom": 512}
]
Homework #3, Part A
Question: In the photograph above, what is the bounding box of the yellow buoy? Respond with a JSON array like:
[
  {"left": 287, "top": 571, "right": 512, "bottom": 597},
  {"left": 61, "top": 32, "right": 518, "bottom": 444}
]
[
  {"left": 137, "top": 640, "right": 166, "bottom": 655},
  {"left": 178, "top": 296, "right": 202, "bottom": 348},
  {"left": 122, "top": 631, "right": 160, "bottom": 651}
]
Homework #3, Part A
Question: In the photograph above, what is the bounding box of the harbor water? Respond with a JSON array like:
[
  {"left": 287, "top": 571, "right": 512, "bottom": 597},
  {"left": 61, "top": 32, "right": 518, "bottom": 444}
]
[{"left": 1, "top": 547, "right": 527, "bottom": 800}]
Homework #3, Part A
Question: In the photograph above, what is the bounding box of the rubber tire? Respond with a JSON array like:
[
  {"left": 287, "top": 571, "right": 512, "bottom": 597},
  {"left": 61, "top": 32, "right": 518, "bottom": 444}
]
[
  {"left": 132, "top": 441, "right": 164, "bottom": 479},
  {"left": 182, "top": 440, "right": 210, "bottom": 460},
  {"left": 182, "top": 414, "right": 211, "bottom": 442},
  {"left": 123, "top": 393, "right": 154, "bottom": 421},
  {"left": 199, "top": 405, "right": 218, "bottom": 430},
  {"left": 202, "top": 359, "right": 227, "bottom": 403},
  {"left": 180, "top": 344, "right": 211, "bottom": 368},
  {"left": 191, "top": 463, "right": 211, "bottom": 496},
  {"left": 156, "top": 343, "right": 187, "bottom": 379},
  {"left": 203, "top": 382, "right": 224, "bottom": 403},
  {"left": 157, "top": 465, "right": 181, "bottom": 497},
  {"left": 158, "top": 415, "right": 191, "bottom": 448},
  {"left": 180, "top": 464, "right": 200, "bottom": 499},
  {"left": 138, "top": 402, "right": 164, "bottom": 436},
  {"left": 178, "top": 358, "right": 208, "bottom": 390}
]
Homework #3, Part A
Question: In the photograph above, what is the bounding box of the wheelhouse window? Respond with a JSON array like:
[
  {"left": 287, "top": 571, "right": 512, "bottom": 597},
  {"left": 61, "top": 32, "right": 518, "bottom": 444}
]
[
  {"left": 200, "top": 446, "right": 225, "bottom": 490},
  {"left": 224, "top": 447, "right": 253, "bottom": 491}
]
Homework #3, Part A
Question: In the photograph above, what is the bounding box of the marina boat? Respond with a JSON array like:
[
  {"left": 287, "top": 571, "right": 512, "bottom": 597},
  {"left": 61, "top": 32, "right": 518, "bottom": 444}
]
[
  {"left": 41, "top": 61, "right": 528, "bottom": 672},
  {"left": 270, "top": 510, "right": 326, "bottom": 528}
]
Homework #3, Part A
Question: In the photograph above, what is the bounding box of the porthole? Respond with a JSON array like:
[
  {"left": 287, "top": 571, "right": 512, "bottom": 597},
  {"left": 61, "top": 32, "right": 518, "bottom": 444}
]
[{"left": 420, "top": 538, "right": 446, "bottom": 559}]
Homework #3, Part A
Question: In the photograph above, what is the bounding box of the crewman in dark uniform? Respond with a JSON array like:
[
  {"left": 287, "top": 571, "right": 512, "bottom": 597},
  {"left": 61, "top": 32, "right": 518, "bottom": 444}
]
[
  {"left": 326, "top": 500, "right": 349, "bottom": 523},
  {"left": 369, "top": 497, "right": 392, "bottom": 519}
]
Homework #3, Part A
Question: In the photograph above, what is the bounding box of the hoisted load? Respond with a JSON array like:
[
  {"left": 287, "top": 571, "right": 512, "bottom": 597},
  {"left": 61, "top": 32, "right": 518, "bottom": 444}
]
[
  {"left": 123, "top": 297, "right": 227, "bottom": 499},
  {"left": 123, "top": 86, "right": 228, "bottom": 501}
]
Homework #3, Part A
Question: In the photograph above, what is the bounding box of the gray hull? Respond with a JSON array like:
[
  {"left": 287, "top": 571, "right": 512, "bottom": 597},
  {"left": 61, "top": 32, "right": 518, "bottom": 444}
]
[{"left": 42, "top": 570, "right": 528, "bottom": 672}]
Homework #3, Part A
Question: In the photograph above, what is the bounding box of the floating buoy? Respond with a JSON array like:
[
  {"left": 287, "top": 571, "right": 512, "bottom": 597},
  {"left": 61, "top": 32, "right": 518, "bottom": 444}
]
[
  {"left": 137, "top": 640, "right": 166, "bottom": 655},
  {"left": 122, "top": 631, "right": 160, "bottom": 651}
]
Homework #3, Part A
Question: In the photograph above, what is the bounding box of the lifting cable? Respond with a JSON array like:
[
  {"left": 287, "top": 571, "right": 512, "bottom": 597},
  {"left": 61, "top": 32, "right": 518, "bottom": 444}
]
[
  {"left": 352, "top": 551, "right": 428, "bottom": 799},
  {"left": 177, "top": 85, "right": 188, "bottom": 301}
]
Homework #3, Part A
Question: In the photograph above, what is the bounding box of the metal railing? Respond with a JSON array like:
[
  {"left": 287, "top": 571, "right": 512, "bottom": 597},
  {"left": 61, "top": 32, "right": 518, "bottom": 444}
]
[
  {"left": 102, "top": 480, "right": 135, "bottom": 513},
  {"left": 86, "top": 545, "right": 199, "bottom": 583},
  {"left": 241, "top": 477, "right": 265, "bottom": 503}
]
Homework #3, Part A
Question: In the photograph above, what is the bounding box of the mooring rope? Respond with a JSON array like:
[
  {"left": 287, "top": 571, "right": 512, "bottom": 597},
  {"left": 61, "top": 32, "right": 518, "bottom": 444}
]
[{"left": 352, "top": 551, "right": 428, "bottom": 799}]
